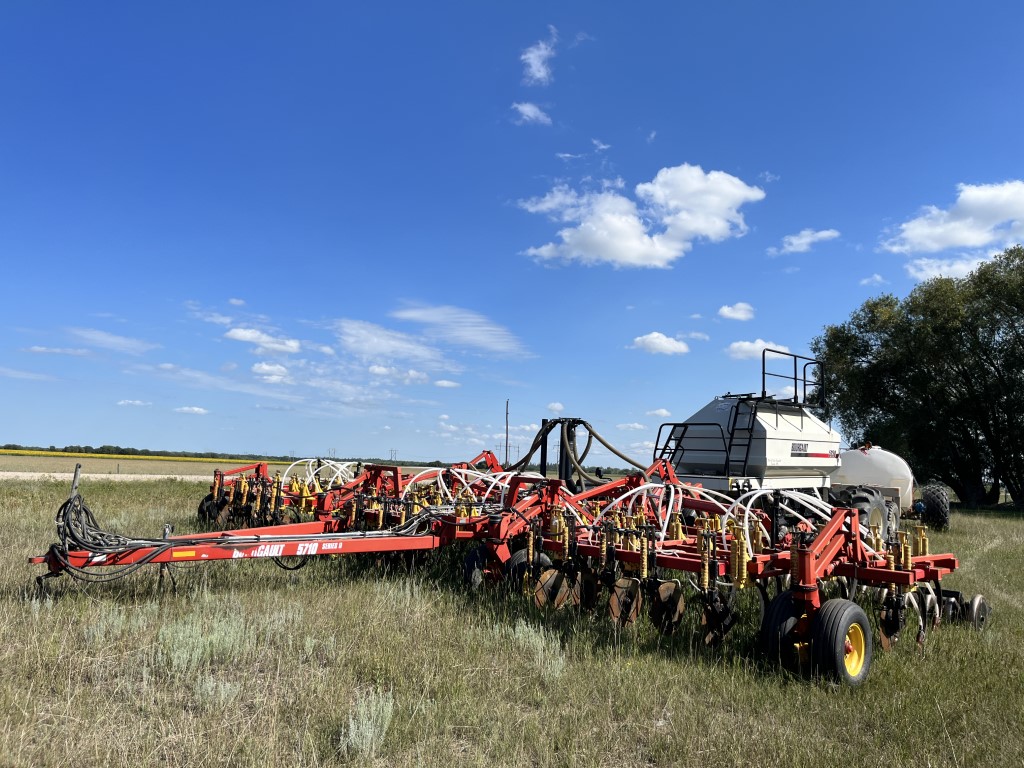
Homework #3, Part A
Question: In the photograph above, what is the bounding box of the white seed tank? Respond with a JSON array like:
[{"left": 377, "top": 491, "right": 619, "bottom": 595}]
[
  {"left": 829, "top": 446, "right": 915, "bottom": 511},
  {"left": 657, "top": 396, "right": 841, "bottom": 491}
]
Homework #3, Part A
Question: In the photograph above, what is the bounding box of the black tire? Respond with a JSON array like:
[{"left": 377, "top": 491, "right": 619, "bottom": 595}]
[
  {"left": 885, "top": 500, "right": 901, "bottom": 537},
  {"left": 921, "top": 484, "right": 950, "bottom": 531},
  {"left": 761, "top": 590, "right": 802, "bottom": 675},
  {"left": 503, "top": 547, "right": 552, "bottom": 590},
  {"left": 811, "top": 598, "right": 872, "bottom": 686}
]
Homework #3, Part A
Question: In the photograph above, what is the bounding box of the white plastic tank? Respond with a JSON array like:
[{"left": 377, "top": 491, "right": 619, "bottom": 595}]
[{"left": 830, "top": 445, "right": 914, "bottom": 510}]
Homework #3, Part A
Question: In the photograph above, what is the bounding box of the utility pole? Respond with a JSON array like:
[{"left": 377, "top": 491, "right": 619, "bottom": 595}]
[{"left": 504, "top": 399, "right": 509, "bottom": 466}]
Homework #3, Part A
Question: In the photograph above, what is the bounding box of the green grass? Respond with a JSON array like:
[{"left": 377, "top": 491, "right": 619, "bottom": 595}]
[{"left": 2, "top": 479, "right": 1022, "bottom": 767}]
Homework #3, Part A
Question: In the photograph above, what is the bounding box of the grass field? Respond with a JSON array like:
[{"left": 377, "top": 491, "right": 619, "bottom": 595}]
[{"left": 2, "top": 478, "right": 1022, "bottom": 767}]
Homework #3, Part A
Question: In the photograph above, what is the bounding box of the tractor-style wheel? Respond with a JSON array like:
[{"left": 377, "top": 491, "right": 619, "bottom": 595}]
[
  {"left": 761, "top": 590, "right": 803, "bottom": 675},
  {"left": 504, "top": 547, "right": 551, "bottom": 592},
  {"left": 811, "top": 598, "right": 872, "bottom": 686},
  {"left": 921, "top": 485, "right": 950, "bottom": 531}
]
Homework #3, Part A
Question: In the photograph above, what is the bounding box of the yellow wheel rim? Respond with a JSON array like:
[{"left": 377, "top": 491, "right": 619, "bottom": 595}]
[{"left": 844, "top": 622, "right": 866, "bottom": 677}]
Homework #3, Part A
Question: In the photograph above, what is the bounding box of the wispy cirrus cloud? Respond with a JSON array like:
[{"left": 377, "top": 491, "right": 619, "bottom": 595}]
[
  {"left": 27, "top": 346, "right": 89, "bottom": 356},
  {"left": 69, "top": 328, "right": 159, "bottom": 355},
  {"left": 0, "top": 366, "right": 54, "bottom": 381},
  {"left": 391, "top": 305, "right": 527, "bottom": 357},
  {"left": 334, "top": 319, "right": 450, "bottom": 370}
]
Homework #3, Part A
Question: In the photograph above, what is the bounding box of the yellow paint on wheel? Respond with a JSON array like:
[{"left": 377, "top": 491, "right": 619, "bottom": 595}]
[{"left": 844, "top": 622, "right": 866, "bottom": 677}]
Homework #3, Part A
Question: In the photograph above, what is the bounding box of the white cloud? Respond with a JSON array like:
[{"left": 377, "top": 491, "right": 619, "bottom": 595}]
[
  {"left": 366, "top": 365, "right": 427, "bottom": 384},
  {"left": 859, "top": 273, "right": 886, "bottom": 286},
  {"left": 512, "top": 102, "right": 551, "bottom": 125},
  {"left": 117, "top": 399, "right": 151, "bottom": 406},
  {"left": 630, "top": 332, "right": 689, "bottom": 355},
  {"left": 391, "top": 305, "right": 527, "bottom": 356},
  {"left": 252, "top": 361, "right": 289, "bottom": 384},
  {"left": 439, "top": 414, "right": 449, "bottom": 420},
  {"left": 556, "top": 152, "right": 583, "bottom": 161},
  {"left": 521, "top": 26, "right": 557, "bottom": 85},
  {"left": 617, "top": 422, "right": 647, "bottom": 431},
  {"left": 760, "top": 171, "right": 781, "bottom": 183},
  {"left": 335, "top": 319, "right": 447, "bottom": 369},
  {"left": 685, "top": 331, "right": 710, "bottom": 341},
  {"left": 228, "top": 298, "right": 245, "bottom": 306},
  {"left": 519, "top": 163, "right": 764, "bottom": 268},
  {"left": 905, "top": 256, "right": 989, "bottom": 281},
  {"left": 225, "top": 327, "right": 301, "bottom": 355},
  {"left": 69, "top": 328, "right": 158, "bottom": 355},
  {"left": 547, "top": 402, "right": 564, "bottom": 414},
  {"left": 434, "top": 379, "right": 460, "bottom": 388},
  {"left": 0, "top": 366, "right": 53, "bottom": 381},
  {"left": 646, "top": 130, "right": 656, "bottom": 144},
  {"left": 27, "top": 346, "right": 88, "bottom": 356},
  {"left": 316, "top": 345, "right": 336, "bottom": 356},
  {"left": 727, "top": 339, "right": 791, "bottom": 360},
  {"left": 689, "top": 313, "right": 702, "bottom": 319},
  {"left": 882, "top": 180, "right": 1024, "bottom": 254},
  {"left": 592, "top": 138, "right": 611, "bottom": 152},
  {"left": 646, "top": 408, "right": 671, "bottom": 418},
  {"left": 718, "top": 302, "right": 755, "bottom": 321},
  {"left": 767, "top": 228, "right": 840, "bottom": 255},
  {"left": 175, "top": 406, "right": 208, "bottom": 415}
]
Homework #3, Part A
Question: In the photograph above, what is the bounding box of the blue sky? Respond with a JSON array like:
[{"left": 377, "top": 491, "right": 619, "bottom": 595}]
[{"left": 2, "top": 3, "right": 1022, "bottom": 464}]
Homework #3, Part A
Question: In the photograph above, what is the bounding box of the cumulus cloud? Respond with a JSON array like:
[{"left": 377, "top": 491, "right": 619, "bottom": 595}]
[
  {"left": 252, "top": 361, "right": 289, "bottom": 384},
  {"left": 767, "top": 228, "right": 840, "bottom": 255},
  {"left": 630, "top": 332, "right": 690, "bottom": 355},
  {"left": 117, "top": 399, "right": 151, "bottom": 406},
  {"left": 905, "top": 256, "right": 989, "bottom": 281},
  {"left": 434, "top": 379, "right": 460, "bottom": 388},
  {"left": 685, "top": 331, "right": 710, "bottom": 341},
  {"left": 519, "top": 163, "right": 764, "bottom": 268},
  {"left": 882, "top": 180, "right": 1024, "bottom": 254},
  {"left": 225, "top": 327, "right": 301, "bottom": 354},
  {"left": 512, "top": 102, "right": 551, "bottom": 125},
  {"left": 718, "top": 302, "right": 755, "bottom": 321},
  {"left": 69, "top": 328, "right": 158, "bottom": 355},
  {"left": 521, "top": 26, "right": 557, "bottom": 85},
  {"left": 391, "top": 305, "right": 527, "bottom": 356},
  {"left": 174, "top": 406, "right": 208, "bottom": 415},
  {"left": 547, "top": 402, "right": 564, "bottom": 414},
  {"left": 859, "top": 273, "right": 886, "bottom": 286},
  {"left": 616, "top": 422, "right": 647, "bottom": 431},
  {"left": 727, "top": 340, "right": 791, "bottom": 360},
  {"left": 646, "top": 408, "right": 671, "bottom": 417}
]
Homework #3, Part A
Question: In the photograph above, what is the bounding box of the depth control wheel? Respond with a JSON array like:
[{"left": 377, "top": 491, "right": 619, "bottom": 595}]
[
  {"left": 811, "top": 598, "right": 872, "bottom": 686},
  {"left": 761, "top": 590, "right": 803, "bottom": 675}
]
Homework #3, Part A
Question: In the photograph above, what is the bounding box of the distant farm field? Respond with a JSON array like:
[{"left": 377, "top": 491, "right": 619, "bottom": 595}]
[
  {"left": 3, "top": 479, "right": 1022, "bottom": 767},
  {"left": 0, "top": 453, "right": 291, "bottom": 478}
]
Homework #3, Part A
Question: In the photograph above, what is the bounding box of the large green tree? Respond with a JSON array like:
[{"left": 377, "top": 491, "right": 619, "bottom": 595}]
[{"left": 811, "top": 245, "right": 1024, "bottom": 507}]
